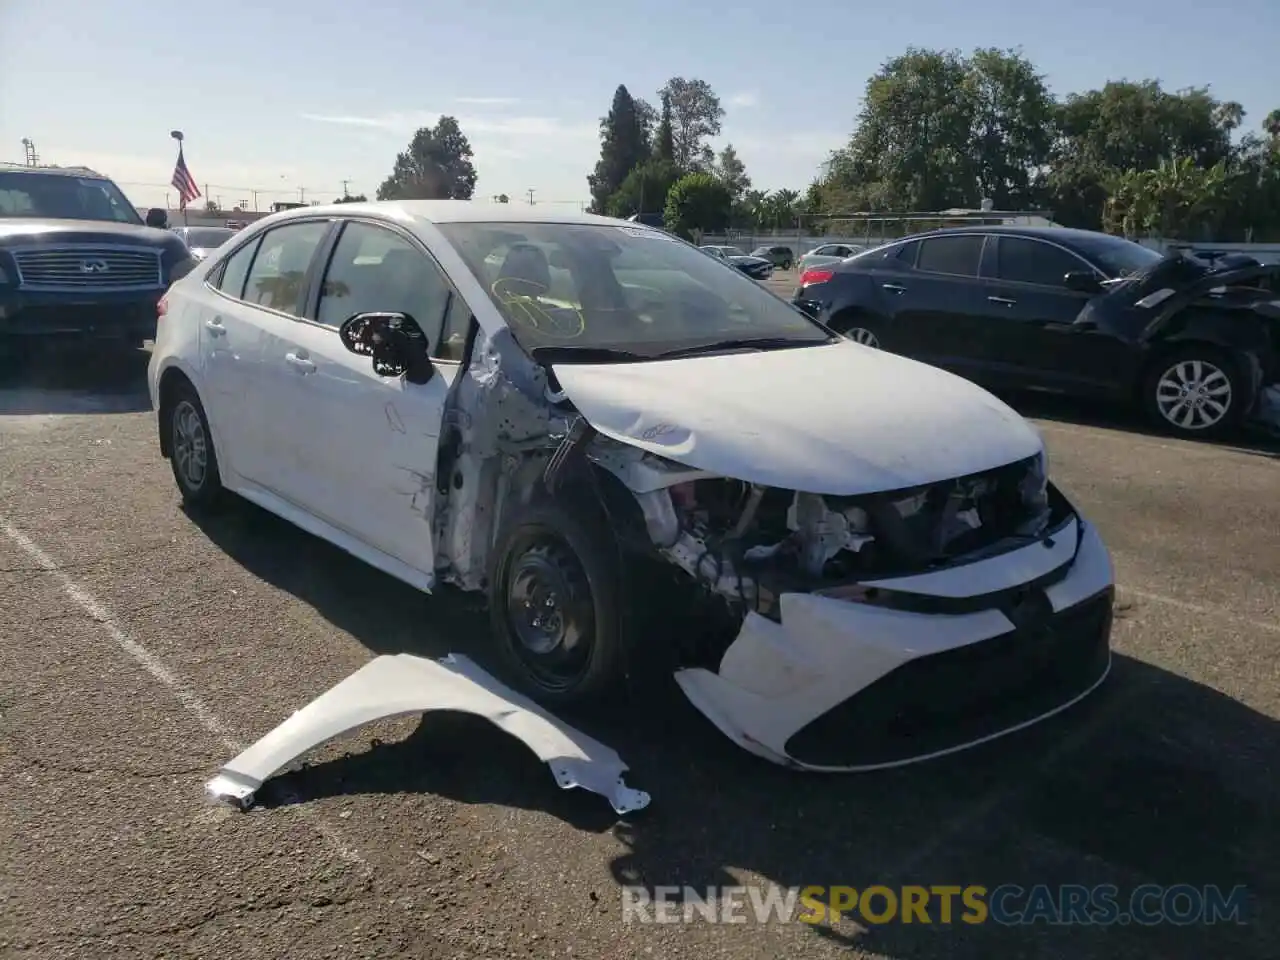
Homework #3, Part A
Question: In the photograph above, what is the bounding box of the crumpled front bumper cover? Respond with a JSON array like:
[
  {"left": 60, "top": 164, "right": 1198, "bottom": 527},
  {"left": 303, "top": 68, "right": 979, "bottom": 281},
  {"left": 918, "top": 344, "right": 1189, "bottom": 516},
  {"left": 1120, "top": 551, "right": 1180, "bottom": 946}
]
[
  {"left": 674, "top": 517, "right": 1116, "bottom": 771},
  {"left": 206, "top": 653, "right": 650, "bottom": 816}
]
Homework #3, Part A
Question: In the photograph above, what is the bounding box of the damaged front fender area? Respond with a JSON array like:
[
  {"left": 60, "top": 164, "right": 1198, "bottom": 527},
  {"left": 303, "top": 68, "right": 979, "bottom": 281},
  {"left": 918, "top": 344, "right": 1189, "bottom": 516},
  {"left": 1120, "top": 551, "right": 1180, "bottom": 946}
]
[{"left": 206, "top": 653, "right": 650, "bottom": 816}]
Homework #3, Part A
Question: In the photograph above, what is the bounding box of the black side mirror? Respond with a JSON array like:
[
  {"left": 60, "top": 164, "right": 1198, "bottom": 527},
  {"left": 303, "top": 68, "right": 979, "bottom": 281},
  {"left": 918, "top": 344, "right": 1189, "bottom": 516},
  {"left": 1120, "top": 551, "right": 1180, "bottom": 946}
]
[
  {"left": 338, "top": 311, "right": 434, "bottom": 384},
  {"left": 1064, "top": 271, "right": 1102, "bottom": 294},
  {"left": 145, "top": 207, "right": 169, "bottom": 228}
]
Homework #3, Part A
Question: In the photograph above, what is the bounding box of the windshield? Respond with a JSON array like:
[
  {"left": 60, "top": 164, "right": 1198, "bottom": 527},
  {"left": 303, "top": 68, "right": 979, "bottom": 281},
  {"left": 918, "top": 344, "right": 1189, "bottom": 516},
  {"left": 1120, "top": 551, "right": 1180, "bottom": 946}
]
[
  {"left": 437, "top": 221, "right": 830, "bottom": 358},
  {"left": 180, "top": 227, "right": 234, "bottom": 248},
  {"left": 1068, "top": 233, "right": 1165, "bottom": 279},
  {"left": 0, "top": 171, "right": 142, "bottom": 225}
]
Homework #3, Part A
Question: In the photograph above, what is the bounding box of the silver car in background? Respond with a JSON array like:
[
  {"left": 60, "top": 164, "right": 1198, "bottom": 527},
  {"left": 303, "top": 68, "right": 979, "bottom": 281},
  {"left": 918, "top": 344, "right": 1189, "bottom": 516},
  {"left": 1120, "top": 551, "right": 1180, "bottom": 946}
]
[
  {"left": 171, "top": 226, "right": 236, "bottom": 261},
  {"left": 797, "top": 242, "right": 866, "bottom": 274}
]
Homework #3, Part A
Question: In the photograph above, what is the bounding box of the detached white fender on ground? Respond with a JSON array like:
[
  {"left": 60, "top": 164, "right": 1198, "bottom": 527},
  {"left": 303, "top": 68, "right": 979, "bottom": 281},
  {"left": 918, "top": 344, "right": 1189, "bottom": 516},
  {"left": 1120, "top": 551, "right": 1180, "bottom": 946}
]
[{"left": 205, "top": 653, "right": 650, "bottom": 816}]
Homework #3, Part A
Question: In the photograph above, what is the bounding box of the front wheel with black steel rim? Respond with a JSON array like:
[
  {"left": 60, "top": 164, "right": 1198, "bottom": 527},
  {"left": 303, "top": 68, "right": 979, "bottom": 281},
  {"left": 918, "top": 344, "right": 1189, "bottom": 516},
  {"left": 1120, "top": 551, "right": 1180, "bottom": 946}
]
[
  {"left": 168, "top": 383, "right": 224, "bottom": 508},
  {"left": 1141, "top": 345, "right": 1245, "bottom": 439},
  {"left": 487, "top": 501, "right": 627, "bottom": 705}
]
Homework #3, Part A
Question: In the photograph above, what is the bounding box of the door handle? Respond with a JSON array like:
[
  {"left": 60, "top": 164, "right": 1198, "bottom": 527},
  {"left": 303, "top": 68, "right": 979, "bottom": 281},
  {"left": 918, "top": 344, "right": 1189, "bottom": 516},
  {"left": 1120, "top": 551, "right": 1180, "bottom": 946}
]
[
  {"left": 882, "top": 283, "right": 906, "bottom": 293},
  {"left": 204, "top": 318, "right": 226, "bottom": 336},
  {"left": 987, "top": 296, "right": 1017, "bottom": 306},
  {"left": 285, "top": 351, "right": 316, "bottom": 374}
]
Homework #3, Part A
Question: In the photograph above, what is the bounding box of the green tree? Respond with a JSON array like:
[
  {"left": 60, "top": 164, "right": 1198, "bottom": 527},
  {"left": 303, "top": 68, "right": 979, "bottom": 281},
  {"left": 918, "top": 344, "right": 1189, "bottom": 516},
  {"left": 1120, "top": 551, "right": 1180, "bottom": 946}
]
[
  {"left": 659, "top": 77, "right": 725, "bottom": 171},
  {"left": 655, "top": 93, "right": 676, "bottom": 164},
  {"left": 835, "top": 48, "right": 976, "bottom": 211},
  {"left": 334, "top": 194, "right": 368, "bottom": 203},
  {"left": 608, "top": 158, "right": 682, "bottom": 218},
  {"left": 832, "top": 48, "right": 1054, "bottom": 212},
  {"left": 1102, "top": 157, "right": 1228, "bottom": 239},
  {"left": 963, "top": 48, "right": 1055, "bottom": 208},
  {"left": 762, "top": 188, "right": 800, "bottom": 228},
  {"left": 588, "top": 85, "right": 651, "bottom": 214},
  {"left": 1214, "top": 114, "right": 1280, "bottom": 241},
  {"left": 1046, "top": 81, "right": 1241, "bottom": 228},
  {"left": 663, "top": 171, "right": 732, "bottom": 239},
  {"left": 738, "top": 188, "right": 769, "bottom": 227},
  {"left": 1265, "top": 108, "right": 1280, "bottom": 141},
  {"left": 376, "top": 117, "right": 477, "bottom": 200},
  {"left": 494, "top": 193, "right": 510, "bottom": 203},
  {"left": 714, "top": 143, "right": 751, "bottom": 202}
]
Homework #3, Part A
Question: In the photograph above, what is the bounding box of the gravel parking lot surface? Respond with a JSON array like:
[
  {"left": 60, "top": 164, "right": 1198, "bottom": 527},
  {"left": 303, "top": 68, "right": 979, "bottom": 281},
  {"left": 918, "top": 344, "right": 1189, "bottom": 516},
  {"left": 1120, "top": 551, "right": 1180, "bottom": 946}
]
[{"left": 1, "top": 335, "right": 1276, "bottom": 960}]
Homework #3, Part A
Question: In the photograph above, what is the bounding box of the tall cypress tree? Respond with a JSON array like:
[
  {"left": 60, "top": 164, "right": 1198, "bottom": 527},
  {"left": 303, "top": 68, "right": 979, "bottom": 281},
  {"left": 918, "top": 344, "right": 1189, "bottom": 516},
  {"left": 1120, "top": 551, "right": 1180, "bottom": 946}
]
[
  {"left": 656, "top": 93, "right": 676, "bottom": 164},
  {"left": 587, "top": 85, "right": 650, "bottom": 214}
]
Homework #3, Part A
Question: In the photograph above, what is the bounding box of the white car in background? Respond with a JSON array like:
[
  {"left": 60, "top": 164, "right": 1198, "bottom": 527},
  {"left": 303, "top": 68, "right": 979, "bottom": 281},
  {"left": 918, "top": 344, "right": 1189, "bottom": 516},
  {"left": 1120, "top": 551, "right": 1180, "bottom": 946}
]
[
  {"left": 797, "top": 242, "right": 866, "bottom": 274},
  {"left": 148, "top": 201, "right": 1115, "bottom": 770}
]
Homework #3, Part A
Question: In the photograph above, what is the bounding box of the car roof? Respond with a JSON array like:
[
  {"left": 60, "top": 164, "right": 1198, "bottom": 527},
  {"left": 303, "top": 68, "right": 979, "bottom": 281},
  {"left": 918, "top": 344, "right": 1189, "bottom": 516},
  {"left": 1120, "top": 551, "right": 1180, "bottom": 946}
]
[
  {"left": 890, "top": 225, "right": 1131, "bottom": 247},
  {"left": 263, "top": 198, "right": 626, "bottom": 227},
  {"left": 0, "top": 162, "right": 110, "bottom": 180}
]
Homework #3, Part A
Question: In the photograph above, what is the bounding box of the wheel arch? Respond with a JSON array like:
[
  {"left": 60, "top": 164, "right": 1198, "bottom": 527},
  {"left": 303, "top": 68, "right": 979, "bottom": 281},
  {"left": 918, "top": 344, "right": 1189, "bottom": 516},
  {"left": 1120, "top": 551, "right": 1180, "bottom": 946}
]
[
  {"left": 156, "top": 365, "right": 196, "bottom": 459},
  {"left": 155, "top": 361, "right": 222, "bottom": 464}
]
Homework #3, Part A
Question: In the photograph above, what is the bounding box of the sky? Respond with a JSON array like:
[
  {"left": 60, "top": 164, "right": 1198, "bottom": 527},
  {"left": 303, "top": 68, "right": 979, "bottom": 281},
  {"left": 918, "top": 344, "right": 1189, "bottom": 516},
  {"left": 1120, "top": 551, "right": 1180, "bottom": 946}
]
[{"left": 2, "top": 0, "right": 1277, "bottom": 213}]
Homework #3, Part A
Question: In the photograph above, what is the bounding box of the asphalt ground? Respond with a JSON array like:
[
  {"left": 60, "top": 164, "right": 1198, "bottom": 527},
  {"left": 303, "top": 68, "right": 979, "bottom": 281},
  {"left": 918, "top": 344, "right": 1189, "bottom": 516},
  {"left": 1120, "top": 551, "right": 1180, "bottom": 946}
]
[{"left": 1, "top": 301, "right": 1277, "bottom": 958}]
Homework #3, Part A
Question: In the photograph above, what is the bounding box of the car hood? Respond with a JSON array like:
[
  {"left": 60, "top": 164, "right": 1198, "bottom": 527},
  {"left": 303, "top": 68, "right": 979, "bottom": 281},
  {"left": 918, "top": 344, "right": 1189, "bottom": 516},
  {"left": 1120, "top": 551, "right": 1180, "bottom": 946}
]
[
  {"left": 551, "top": 339, "right": 1044, "bottom": 495},
  {"left": 0, "top": 218, "right": 177, "bottom": 247},
  {"left": 727, "top": 255, "right": 770, "bottom": 267}
]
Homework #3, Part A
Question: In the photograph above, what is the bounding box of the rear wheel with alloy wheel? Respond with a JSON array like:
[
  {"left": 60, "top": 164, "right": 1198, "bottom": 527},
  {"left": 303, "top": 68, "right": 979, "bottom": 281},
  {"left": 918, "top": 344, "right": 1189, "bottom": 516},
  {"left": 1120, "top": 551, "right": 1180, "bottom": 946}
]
[
  {"left": 166, "top": 380, "right": 225, "bottom": 509},
  {"left": 1141, "top": 345, "right": 1245, "bottom": 439},
  {"left": 829, "top": 311, "right": 883, "bottom": 349}
]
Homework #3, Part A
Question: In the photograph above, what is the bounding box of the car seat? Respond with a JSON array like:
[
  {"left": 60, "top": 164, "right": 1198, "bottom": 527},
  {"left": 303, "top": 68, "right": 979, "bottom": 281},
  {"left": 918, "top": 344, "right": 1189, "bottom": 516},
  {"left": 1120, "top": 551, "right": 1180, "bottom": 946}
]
[
  {"left": 380, "top": 246, "right": 447, "bottom": 329},
  {"left": 496, "top": 243, "right": 552, "bottom": 292}
]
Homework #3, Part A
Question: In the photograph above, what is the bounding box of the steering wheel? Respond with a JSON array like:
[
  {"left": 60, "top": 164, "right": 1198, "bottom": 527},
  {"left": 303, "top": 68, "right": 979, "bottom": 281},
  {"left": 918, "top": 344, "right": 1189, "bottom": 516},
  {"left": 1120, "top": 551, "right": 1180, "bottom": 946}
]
[{"left": 490, "top": 276, "right": 585, "bottom": 339}]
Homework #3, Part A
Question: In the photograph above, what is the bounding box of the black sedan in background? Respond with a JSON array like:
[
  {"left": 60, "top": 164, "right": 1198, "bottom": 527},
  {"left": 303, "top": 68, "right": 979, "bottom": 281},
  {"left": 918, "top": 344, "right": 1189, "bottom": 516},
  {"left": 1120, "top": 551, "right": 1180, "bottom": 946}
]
[
  {"left": 793, "top": 226, "right": 1279, "bottom": 439},
  {"left": 699, "top": 244, "right": 774, "bottom": 280}
]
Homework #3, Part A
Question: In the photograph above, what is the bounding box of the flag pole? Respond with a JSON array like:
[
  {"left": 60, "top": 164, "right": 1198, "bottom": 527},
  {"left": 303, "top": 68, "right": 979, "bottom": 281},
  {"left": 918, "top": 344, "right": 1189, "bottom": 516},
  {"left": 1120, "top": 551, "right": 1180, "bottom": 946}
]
[{"left": 170, "top": 129, "right": 189, "bottom": 226}]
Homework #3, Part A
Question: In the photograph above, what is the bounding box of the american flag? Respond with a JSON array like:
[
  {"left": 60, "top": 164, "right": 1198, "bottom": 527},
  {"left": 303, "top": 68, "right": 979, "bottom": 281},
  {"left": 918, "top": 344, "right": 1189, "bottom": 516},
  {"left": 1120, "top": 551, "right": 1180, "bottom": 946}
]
[{"left": 171, "top": 146, "right": 201, "bottom": 210}]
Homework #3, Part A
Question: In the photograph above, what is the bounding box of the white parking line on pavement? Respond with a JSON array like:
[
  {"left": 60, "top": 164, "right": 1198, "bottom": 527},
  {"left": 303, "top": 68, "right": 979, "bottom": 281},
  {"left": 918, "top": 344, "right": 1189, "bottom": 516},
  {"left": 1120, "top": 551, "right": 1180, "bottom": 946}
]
[
  {"left": 1120, "top": 585, "right": 1280, "bottom": 635},
  {"left": 0, "top": 517, "right": 370, "bottom": 873}
]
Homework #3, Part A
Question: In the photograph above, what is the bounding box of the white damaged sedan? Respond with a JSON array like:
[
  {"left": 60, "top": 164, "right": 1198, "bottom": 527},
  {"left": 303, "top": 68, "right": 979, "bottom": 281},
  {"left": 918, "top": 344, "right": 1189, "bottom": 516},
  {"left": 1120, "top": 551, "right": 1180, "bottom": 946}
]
[{"left": 149, "top": 201, "right": 1115, "bottom": 773}]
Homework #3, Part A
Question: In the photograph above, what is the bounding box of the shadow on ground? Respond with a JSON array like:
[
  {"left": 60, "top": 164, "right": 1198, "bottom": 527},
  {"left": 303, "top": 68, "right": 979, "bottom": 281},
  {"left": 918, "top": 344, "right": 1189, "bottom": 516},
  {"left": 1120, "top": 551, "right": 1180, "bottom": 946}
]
[
  {"left": 189, "top": 496, "right": 1277, "bottom": 959},
  {"left": 0, "top": 347, "right": 152, "bottom": 415}
]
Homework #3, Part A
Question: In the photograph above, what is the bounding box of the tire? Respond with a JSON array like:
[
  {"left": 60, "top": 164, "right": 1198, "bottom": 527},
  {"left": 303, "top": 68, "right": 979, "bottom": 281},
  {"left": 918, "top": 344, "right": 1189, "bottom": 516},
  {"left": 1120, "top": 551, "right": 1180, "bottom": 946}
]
[
  {"left": 487, "top": 499, "right": 629, "bottom": 706},
  {"left": 1140, "top": 344, "right": 1247, "bottom": 439},
  {"left": 828, "top": 311, "right": 884, "bottom": 349},
  {"left": 166, "top": 380, "right": 225, "bottom": 509},
  {"left": 781, "top": 260, "right": 792, "bottom": 271}
]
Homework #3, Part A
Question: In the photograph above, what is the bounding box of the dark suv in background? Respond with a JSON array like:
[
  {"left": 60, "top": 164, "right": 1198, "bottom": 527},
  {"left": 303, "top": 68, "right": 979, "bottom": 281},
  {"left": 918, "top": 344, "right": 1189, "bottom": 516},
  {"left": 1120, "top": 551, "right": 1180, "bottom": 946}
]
[
  {"left": 0, "top": 163, "right": 195, "bottom": 359},
  {"left": 751, "top": 245, "right": 795, "bottom": 269}
]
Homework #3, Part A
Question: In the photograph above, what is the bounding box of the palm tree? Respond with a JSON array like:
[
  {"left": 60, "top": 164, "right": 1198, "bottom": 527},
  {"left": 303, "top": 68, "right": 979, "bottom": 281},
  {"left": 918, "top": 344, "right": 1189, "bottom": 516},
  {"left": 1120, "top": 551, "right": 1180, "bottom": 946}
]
[{"left": 1264, "top": 108, "right": 1280, "bottom": 142}]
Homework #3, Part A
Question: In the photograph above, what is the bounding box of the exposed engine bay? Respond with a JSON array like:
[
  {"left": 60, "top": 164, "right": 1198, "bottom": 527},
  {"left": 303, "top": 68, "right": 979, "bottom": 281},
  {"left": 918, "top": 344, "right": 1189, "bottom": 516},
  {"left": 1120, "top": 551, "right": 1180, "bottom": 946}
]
[{"left": 625, "top": 450, "right": 1060, "bottom": 627}]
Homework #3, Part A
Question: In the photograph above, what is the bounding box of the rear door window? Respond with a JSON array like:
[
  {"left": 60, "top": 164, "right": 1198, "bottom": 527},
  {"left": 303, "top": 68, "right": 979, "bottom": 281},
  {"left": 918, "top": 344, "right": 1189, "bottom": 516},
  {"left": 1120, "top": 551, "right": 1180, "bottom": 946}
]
[
  {"left": 214, "top": 236, "right": 262, "bottom": 299},
  {"left": 916, "top": 235, "right": 984, "bottom": 277},
  {"left": 242, "top": 221, "right": 330, "bottom": 316}
]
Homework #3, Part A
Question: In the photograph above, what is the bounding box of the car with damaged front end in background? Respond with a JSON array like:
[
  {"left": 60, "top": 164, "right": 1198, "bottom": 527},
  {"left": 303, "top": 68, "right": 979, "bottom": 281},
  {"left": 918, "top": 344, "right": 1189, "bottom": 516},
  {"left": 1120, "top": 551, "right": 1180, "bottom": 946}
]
[
  {"left": 149, "top": 201, "right": 1116, "bottom": 773},
  {"left": 793, "top": 226, "right": 1280, "bottom": 439}
]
